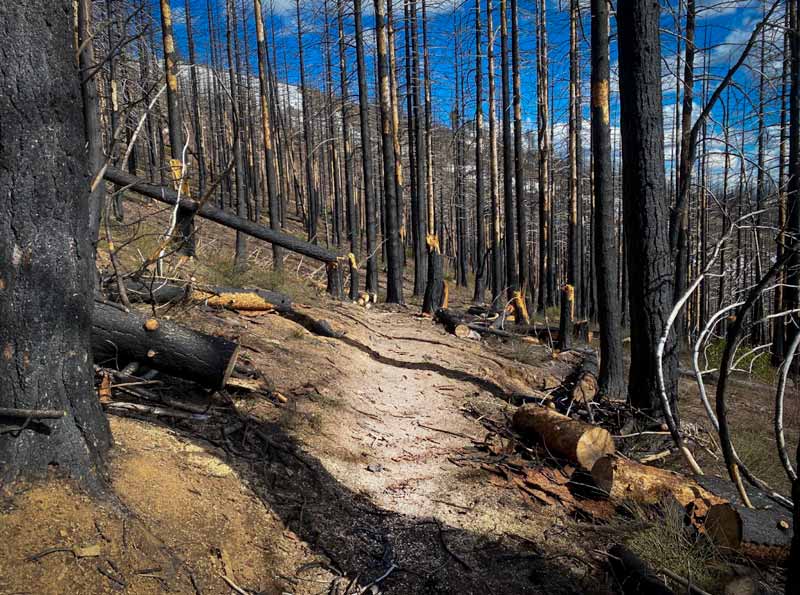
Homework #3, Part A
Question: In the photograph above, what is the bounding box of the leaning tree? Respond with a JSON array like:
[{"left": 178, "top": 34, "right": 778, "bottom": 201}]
[{"left": 0, "top": 0, "right": 111, "bottom": 487}]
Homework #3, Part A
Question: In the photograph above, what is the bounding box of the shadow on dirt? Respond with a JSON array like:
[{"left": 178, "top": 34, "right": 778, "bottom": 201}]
[{"left": 126, "top": 401, "right": 604, "bottom": 595}]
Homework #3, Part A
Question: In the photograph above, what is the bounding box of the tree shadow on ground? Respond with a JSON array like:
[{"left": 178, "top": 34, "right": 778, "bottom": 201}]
[{"left": 140, "top": 399, "right": 607, "bottom": 595}]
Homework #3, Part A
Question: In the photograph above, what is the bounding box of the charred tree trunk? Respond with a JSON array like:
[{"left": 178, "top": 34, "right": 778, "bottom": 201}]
[
  {"left": 226, "top": 0, "right": 248, "bottom": 270},
  {"left": 1, "top": 0, "right": 111, "bottom": 485},
  {"left": 567, "top": 0, "right": 582, "bottom": 319},
  {"left": 92, "top": 301, "right": 239, "bottom": 390},
  {"left": 536, "top": 0, "right": 553, "bottom": 310},
  {"left": 355, "top": 0, "right": 379, "bottom": 298},
  {"left": 254, "top": 0, "right": 283, "bottom": 270},
  {"left": 473, "top": 0, "right": 486, "bottom": 303},
  {"left": 336, "top": 0, "right": 359, "bottom": 299},
  {"left": 160, "top": 0, "right": 195, "bottom": 255},
  {"left": 591, "top": 0, "right": 625, "bottom": 399},
  {"left": 421, "top": 0, "right": 444, "bottom": 313},
  {"left": 77, "top": 0, "right": 104, "bottom": 253},
  {"left": 500, "top": 0, "right": 520, "bottom": 319},
  {"left": 511, "top": 0, "right": 528, "bottom": 313},
  {"left": 185, "top": 0, "right": 207, "bottom": 197},
  {"left": 410, "top": 0, "right": 428, "bottom": 297},
  {"left": 296, "top": 0, "right": 318, "bottom": 243},
  {"left": 488, "top": 0, "right": 502, "bottom": 304},
  {"left": 374, "top": 0, "right": 404, "bottom": 303},
  {"left": 671, "top": 0, "right": 695, "bottom": 345},
  {"left": 788, "top": 0, "right": 800, "bottom": 589},
  {"left": 617, "top": 0, "right": 677, "bottom": 416}
]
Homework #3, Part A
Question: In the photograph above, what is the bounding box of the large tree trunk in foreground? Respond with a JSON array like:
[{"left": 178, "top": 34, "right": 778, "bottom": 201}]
[
  {"left": 789, "top": 1, "right": 800, "bottom": 591},
  {"left": 512, "top": 404, "right": 614, "bottom": 469},
  {"left": 616, "top": 0, "right": 677, "bottom": 417},
  {"left": 92, "top": 302, "right": 240, "bottom": 390},
  {"left": 0, "top": 0, "right": 111, "bottom": 486}
]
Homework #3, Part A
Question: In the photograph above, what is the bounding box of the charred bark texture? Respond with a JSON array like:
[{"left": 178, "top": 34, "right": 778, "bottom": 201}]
[
  {"left": 616, "top": 0, "right": 678, "bottom": 416},
  {"left": 0, "top": 0, "right": 111, "bottom": 486},
  {"left": 92, "top": 301, "right": 240, "bottom": 390}
]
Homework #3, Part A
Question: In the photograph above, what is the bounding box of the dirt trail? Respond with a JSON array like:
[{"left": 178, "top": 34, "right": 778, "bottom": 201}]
[{"left": 1, "top": 298, "right": 605, "bottom": 595}]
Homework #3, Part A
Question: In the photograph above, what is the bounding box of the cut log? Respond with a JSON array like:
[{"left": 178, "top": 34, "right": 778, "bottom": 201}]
[
  {"left": 570, "top": 351, "right": 599, "bottom": 403},
  {"left": 92, "top": 301, "right": 240, "bottom": 389},
  {"left": 705, "top": 502, "right": 793, "bottom": 562},
  {"left": 435, "top": 308, "right": 472, "bottom": 338},
  {"left": 607, "top": 544, "right": 674, "bottom": 595},
  {"left": 591, "top": 455, "right": 723, "bottom": 513},
  {"left": 592, "top": 455, "right": 792, "bottom": 562},
  {"left": 104, "top": 167, "right": 343, "bottom": 297},
  {"left": 123, "top": 278, "right": 292, "bottom": 312},
  {"left": 512, "top": 404, "right": 615, "bottom": 469}
]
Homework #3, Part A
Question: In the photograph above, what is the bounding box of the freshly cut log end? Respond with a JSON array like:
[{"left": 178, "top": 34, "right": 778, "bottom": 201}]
[
  {"left": 705, "top": 502, "right": 792, "bottom": 562},
  {"left": 512, "top": 404, "right": 615, "bottom": 469}
]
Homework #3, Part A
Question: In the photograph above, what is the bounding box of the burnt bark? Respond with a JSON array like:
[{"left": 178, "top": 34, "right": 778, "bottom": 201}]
[
  {"left": 616, "top": 0, "right": 677, "bottom": 415},
  {"left": 92, "top": 302, "right": 239, "bottom": 390},
  {"left": 160, "top": 0, "right": 195, "bottom": 255},
  {"left": 590, "top": 0, "right": 625, "bottom": 399},
  {"left": 354, "top": 0, "right": 379, "bottom": 297},
  {"left": 374, "top": 0, "right": 404, "bottom": 303},
  {"left": 0, "top": 0, "right": 111, "bottom": 486}
]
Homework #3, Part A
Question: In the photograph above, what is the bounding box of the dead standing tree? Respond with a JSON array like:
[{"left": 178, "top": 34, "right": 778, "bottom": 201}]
[{"left": 1, "top": 0, "right": 112, "bottom": 486}]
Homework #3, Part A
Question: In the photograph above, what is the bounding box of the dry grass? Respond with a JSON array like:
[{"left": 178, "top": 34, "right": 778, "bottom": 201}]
[{"left": 622, "top": 499, "right": 727, "bottom": 593}]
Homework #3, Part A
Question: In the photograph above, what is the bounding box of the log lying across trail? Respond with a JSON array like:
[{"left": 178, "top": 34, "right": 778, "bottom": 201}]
[
  {"left": 512, "top": 404, "right": 615, "bottom": 469},
  {"left": 93, "top": 300, "right": 240, "bottom": 390},
  {"left": 104, "top": 167, "right": 344, "bottom": 298},
  {"left": 123, "top": 278, "right": 293, "bottom": 313},
  {"left": 592, "top": 455, "right": 793, "bottom": 562}
]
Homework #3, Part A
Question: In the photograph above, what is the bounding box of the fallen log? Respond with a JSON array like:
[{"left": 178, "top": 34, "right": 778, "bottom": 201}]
[
  {"left": 104, "top": 167, "right": 343, "bottom": 297},
  {"left": 607, "top": 544, "right": 674, "bottom": 595},
  {"left": 122, "top": 278, "right": 292, "bottom": 313},
  {"left": 92, "top": 301, "right": 240, "bottom": 390},
  {"left": 591, "top": 455, "right": 723, "bottom": 513},
  {"left": 592, "top": 455, "right": 793, "bottom": 562},
  {"left": 435, "top": 309, "right": 473, "bottom": 338},
  {"left": 512, "top": 404, "right": 615, "bottom": 469},
  {"left": 569, "top": 351, "right": 599, "bottom": 403},
  {"left": 705, "top": 501, "right": 793, "bottom": 562}
]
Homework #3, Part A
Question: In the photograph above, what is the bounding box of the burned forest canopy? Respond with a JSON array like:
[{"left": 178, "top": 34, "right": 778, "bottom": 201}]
[{"left": 2, "top": 0, "right": 800, "bottom": 593}]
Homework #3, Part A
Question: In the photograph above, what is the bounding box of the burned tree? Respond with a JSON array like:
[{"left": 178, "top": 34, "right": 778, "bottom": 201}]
[
  {"left": 0, "top": 0, "right": 111, "bottom": 485},
  {"left": 616, "top": 0, "right": 677, "bottom": 417},
  {"left": 590, "top": 0, "right": 625, "bottom": 399}
]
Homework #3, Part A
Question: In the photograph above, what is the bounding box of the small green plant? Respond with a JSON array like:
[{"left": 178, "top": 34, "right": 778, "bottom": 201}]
[{"left": 703, "top": 338, "right": 777, "bottom": 385}]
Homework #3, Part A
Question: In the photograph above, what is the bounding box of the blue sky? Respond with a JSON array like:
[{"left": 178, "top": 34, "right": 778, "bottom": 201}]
[{"left": 159, "top": 0, "right": 781, "bottom": 185}]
